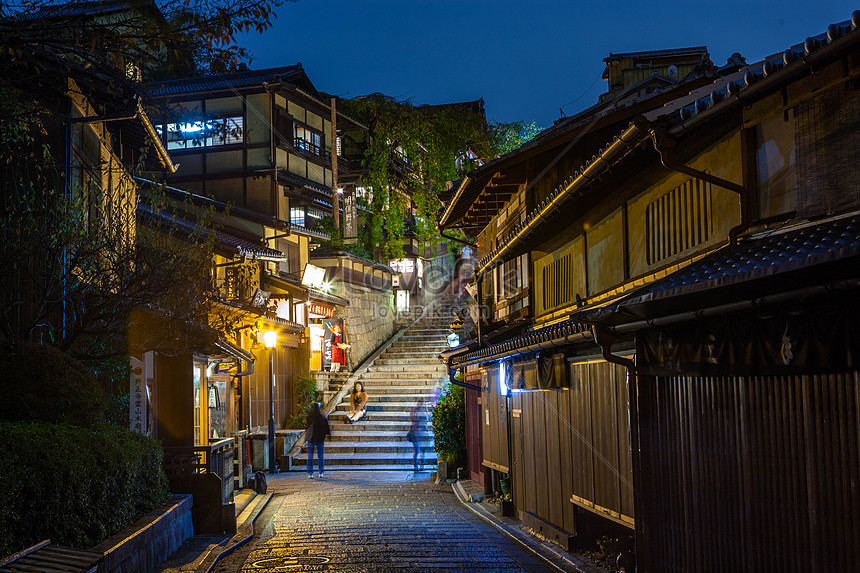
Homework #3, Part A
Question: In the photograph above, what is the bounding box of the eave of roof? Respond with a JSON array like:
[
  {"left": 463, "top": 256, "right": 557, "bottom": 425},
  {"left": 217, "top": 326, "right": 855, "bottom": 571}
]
[
  {"left": 604, "top": 46, "right": 709, "bottom": 61},
  {"left": 137, "top": 203, "right": 287, "bottom": 261},
  {"left": 574, "top": 211, "right": 860, "bottom": 331},
  {"left": 135, "top": 177, "right": 290, "bottom": 232},
  {"left": 144, "top": 65, "right": 304, "bottom": 97},
  {"left": 472, "top": 12, "right": 860, "bottom": 277},
  {"left": 447, "top": 319, "right": 594, "bottom": 369}
]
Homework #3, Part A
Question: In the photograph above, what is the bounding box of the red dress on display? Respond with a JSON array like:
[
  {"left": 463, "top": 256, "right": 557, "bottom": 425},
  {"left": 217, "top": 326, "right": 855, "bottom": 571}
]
[{"left": 331, "top": 332, "right": 344, "bottom": 365}]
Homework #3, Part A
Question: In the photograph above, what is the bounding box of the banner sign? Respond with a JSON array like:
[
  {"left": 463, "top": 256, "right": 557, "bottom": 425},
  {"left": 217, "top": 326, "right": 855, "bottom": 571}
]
[
  {"left": 129, "top": 356, "right": 149, "bottom": 435},
  {"left": 344, "top": 187, "right": 357, "bottom": 239},
  {"left": 322, "top": 318, "right": 344, "bottom": 369},
  {"left": 309, "top": 301, "right": 336, "bottom": 318}
]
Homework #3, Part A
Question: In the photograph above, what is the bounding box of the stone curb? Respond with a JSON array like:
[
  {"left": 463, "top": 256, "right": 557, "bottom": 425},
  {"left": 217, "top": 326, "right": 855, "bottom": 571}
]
[
  {"left": 198, "top": 492, "right": 273, "bottom": 573},
  {"left": 451, "top": 480, "right": 592, "bottom": 573}
]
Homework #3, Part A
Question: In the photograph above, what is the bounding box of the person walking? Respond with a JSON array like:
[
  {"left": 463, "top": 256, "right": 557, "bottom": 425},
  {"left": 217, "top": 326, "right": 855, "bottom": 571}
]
[
  {"left": 408, "top": 399, "right": 425, "bottom": 472},
  {"left": 306, "top": 402, "right": 330, "bottom": 478},
  {"left": 345, "top": 381, "right": 368, "bottom": 423}
]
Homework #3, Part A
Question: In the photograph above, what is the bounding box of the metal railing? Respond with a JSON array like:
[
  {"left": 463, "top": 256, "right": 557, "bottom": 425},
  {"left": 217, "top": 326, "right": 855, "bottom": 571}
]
[{"left": 163, "top": 438, "right": 235, "bottom": 503}]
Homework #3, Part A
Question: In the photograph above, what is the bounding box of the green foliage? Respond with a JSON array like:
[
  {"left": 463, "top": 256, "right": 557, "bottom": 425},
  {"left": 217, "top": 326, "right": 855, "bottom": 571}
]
[
  {"left": 0, "top": 421, "right": 169, "bottom": 555},
  {"left": 312, "top": 215, "right": 374, "bottom": 260},
  {"left": 0, "top": 340, "right": 107, "bottom": 426},
  {"left": 339, "top": 95, "right": 496, "bottom": 259},
  {"left": 492, "top": 120, "right": 543, "bottom": 156},
  {"left": 285, "top": 375, "right": 320, "bottom": 429},
  {"left": 338, "top": 95, "right": 542, "bottom": 260},
  {"left": 430, "top": 383, "right": 466, "bottom": 467}
]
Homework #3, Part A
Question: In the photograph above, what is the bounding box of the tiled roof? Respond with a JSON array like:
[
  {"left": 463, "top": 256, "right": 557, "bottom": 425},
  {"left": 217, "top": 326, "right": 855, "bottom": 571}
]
[
  {"left": 605, "top": 46, "right": 709, "bottom": 61},
  {"left": 448, "top": 320, "right": 593, "bottom": 368},
  {"left": 472, "top": 10, "right": 860, "bottom": 276},
  {"left": 671, "top": 13, "right": 859, "bottom": 127},
  {"left": 279, "top": 170, "right": 332, "bottom": 196},
  {"left": 11, "top": 0, "right": 138, "bottom": 21},
  {"left": 623, "top": 213, "right": 860, "bottom": 306},
  {"left": 137, "top": 203, "right": 286, "bottom": 261},
  {"left": 145, "top": 65, "right": 303, "bottom": 97}
]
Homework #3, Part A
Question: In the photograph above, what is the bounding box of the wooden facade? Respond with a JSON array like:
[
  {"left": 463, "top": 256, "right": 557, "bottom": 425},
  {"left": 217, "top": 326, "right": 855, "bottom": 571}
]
[
  {"left": 635, "top": 371, "right": 860, "bottom": 571},
  {"left": 443, "top": 15, "right": 860, "bottom": 571}
]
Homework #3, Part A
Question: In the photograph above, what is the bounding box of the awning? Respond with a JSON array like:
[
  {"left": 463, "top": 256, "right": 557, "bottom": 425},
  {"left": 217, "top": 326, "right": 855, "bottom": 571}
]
[
  {"left": 213, "top": 338, "right": 254, "bottom": 363},
  {"left": 308, "top": 288, "right": 349, "bottom": 307},
  {"left": 575, "top": 211, "right": 860, "bottom": 329},
  {"left": 447, "top": 320, "right": 594, "bottom": 369}
]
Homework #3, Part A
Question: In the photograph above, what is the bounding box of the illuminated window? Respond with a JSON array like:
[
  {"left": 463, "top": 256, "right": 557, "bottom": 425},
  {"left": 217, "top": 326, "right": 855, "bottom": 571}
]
[
  {"left": 159, "top": 116, "right": 243, "bottom": 150},
  {"left": 295, "top": 125, "right": 323, "bottom": 156}
]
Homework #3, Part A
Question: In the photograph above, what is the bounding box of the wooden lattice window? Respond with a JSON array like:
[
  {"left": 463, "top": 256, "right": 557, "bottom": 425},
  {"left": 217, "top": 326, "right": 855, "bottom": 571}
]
[
  {"left": 646, "top": 177, "right": 713, "bottom": 265},
  {"left": 542, "top": 254, "right": 572, "bottom": 311}
]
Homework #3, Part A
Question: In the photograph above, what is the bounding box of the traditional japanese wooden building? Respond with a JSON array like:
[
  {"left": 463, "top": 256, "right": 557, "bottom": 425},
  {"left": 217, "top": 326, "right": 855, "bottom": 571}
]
[{"left": 442, "top": 13, "right": 860, "bottom": 571}]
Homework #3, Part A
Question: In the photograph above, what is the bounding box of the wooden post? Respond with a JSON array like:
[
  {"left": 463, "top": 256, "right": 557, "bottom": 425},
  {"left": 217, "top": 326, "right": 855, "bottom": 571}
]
[{"left": 331, "top": 98, "right": 339, "bottom": 232}]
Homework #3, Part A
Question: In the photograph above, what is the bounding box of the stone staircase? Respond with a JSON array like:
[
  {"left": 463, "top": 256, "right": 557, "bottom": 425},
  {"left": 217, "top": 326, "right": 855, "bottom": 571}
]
[{"left": 295, "top": 300, "right": 456, "bottom": 471}]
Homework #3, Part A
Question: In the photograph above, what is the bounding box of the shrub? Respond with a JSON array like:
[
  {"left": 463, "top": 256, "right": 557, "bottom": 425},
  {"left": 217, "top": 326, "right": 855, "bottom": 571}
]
[
  {"left": 0, "top": 421, "right": 169, "bottom": 555},
  {"left": 0, "top": 340, "right": 106, "bottom": 426},
  {"left": 285, "top": 375, "right": 320, "bottom": 429},
  {"left": 430, "top": 383, "right": 466, "bottom": 467}
]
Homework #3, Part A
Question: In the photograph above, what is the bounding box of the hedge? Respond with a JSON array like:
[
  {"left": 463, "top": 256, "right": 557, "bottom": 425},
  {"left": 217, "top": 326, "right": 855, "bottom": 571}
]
[
  {"left": 0, "top": 340, "right": 106, "bottom": 426},
  {"left": 0, "top": 421, "right": 169, "bottom": 556},
  {"left": 430, "top": 383, "right": 466, "bottom": 467}
]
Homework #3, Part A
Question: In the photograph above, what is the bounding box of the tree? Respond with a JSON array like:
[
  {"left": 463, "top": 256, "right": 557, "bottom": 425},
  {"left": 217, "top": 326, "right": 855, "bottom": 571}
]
[
  {"left": 338, "top": 94, "right": 541, "bottom": 259},
  {"left": 0, "top": 0, "right": 281, "bottom": 361}
]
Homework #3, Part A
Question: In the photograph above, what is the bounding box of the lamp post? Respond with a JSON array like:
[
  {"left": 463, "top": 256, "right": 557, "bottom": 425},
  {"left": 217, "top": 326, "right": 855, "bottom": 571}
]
[{"left": 262, "top": 330, "right": 278, "bottom": 474}]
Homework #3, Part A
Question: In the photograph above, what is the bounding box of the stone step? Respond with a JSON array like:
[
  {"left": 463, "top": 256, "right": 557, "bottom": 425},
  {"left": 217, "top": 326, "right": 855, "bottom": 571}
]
[
  {"left": 328, "top": 431, "right": 433, "bottom": 442},
  {"left": 291, "top": 464, "right": 437, "bottom": 473},
  {"left": 358, "top": 371, "right": 443, "bottom": 380},
  {"left": 302, "top": 442, "right": 436, "bottom": 454},
  {"left": 383, "top": 347, "right": 444, "bottom": 355},
  {"left": 366, "top": 362, "right": 447, "bottom": 371},
  {"left": 356, "top": 393, "right": 438, "bottom": 402},
  {"left": 345, "top": 385, "right": 440, "bottom": 395},
  {"left": 334, "top": 402, "right": 426, "bottom": 413},
  {"left": 328, "top": 411, "right": 415, "bottom": 422},
  {"left": 329, "top": 421, "right": 416, "bottom": 432},
  {"left": 293, "top": 452, "right": 438, "bottom": 466},
  {"left": 354, "top": 381, "right": 443, "bottom": 390}
]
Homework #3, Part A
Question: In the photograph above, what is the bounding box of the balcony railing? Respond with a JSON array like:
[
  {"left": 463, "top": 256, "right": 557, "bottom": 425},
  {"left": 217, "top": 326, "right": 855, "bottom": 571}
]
[{"left": 294, "top": 137, "right": 331, "bottom": 161}]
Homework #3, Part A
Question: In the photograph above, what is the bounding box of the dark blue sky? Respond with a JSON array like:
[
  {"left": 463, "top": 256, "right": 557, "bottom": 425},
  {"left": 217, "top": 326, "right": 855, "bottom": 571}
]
[{"left": 238, "top": 1, "right": 855, "bottom": 128}]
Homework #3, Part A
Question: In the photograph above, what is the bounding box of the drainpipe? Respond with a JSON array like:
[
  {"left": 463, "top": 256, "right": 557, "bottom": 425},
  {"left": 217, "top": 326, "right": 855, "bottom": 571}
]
[
  {"left": 593, "top": 325, "right": 642, "bottom": 557},
  {"left": 650, "top": 127, "right": 748, "bottom": 245},
  {"left": 437, "top": 224, "right": 477, "bottom": 248}
]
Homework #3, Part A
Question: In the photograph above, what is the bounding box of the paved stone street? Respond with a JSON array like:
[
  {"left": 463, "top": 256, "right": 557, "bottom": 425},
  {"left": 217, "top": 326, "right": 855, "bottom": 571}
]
[{"left": 213, "top": 471, "right": 560, "bottom": 573}]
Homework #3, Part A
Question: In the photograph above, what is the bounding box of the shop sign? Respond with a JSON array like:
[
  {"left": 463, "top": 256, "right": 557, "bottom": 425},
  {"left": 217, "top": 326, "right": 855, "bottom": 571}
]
[
  {"left": 129, "top": 356, "right": 149, "bottom": 435},
  {"left": 309, "top": 301, "right": 335, "bottom": 317}
]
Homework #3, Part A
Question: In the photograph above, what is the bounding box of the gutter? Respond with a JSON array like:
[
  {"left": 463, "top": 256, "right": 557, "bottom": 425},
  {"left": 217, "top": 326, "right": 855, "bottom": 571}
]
[
  {"left": 448, "top": 330, "right": 594, "bottom": 369},
  {"left": 600, "top": 282, "right": 855, "bottom": 336},
  {"left": 476, "top": 120, "right": 650, "bottom": 278},
  {"left": 213, "top": 338, "right": 255, "bottom": 377},
  {"left": 437, "top": 223, "right": 477, "bottom": 248},
  {"left": 438, "top": 176, "right": 470, "bottom": 229},
  {"left": 135, "top": 98, "right": 177, "bottom": 173}
]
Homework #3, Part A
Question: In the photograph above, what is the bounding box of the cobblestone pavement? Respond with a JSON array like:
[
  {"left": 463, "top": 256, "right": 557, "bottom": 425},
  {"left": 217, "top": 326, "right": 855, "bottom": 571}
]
[{"left": 213, "top": 471, "right": 560, "bottom": 573}]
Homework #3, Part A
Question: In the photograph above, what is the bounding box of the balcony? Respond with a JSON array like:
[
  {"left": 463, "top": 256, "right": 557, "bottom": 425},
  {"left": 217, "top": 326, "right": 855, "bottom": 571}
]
[{"left": 294, "top": 137, "right": 331, "bottom": 161}]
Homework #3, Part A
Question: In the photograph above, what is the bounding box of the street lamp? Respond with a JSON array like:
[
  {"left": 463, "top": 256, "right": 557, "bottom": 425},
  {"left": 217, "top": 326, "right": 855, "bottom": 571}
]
[{"left": 263, "top": 330, "right": 278, "bottom": 475}]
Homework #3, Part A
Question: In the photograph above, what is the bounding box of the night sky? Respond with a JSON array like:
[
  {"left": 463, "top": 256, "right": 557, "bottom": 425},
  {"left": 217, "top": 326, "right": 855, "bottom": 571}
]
[{"left": 238, "top": 1, "right": 856, "bottom": 128}]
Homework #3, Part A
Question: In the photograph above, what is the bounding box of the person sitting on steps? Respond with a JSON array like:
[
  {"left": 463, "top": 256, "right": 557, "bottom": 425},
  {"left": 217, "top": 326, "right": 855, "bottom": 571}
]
[{"left": 345, "top": 381, "right": 368, "bottom": 423}]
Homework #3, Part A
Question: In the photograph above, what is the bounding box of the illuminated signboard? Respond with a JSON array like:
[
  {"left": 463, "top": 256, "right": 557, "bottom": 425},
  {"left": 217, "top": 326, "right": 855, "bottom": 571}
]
[{"left": 309, "top": 301, "right": 335, "bottom": 317}]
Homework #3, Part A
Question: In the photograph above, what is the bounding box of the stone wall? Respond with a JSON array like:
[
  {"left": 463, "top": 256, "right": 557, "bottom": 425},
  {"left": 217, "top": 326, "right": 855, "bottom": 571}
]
[
  {"left": 340, "top": 282, "right": 396, "bottom": 368},
  {"left": 94, "top": 495, "right": 193, "bottom": 573}
]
